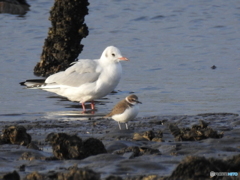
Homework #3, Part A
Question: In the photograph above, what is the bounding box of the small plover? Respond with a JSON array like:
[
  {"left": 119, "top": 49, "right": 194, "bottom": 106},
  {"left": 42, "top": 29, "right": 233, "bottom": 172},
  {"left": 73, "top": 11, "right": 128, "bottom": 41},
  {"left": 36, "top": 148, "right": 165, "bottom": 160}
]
[{"left": 105, "top": 94, "right": 142, "bottom": 130}]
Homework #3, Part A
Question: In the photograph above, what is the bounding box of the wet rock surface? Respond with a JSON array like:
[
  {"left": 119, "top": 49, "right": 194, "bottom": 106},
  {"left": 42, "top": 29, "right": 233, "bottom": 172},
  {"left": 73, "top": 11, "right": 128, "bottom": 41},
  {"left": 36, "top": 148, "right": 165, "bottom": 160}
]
[
  {"left": 0, "top": 113, "right": 240, "bottom": 179},
  {"left": 133, "top": 130, "right": 164, "bottom": 142},
  {"left": 3, "top": 170, "right": 20, "bottom": 180},
  {"left": 169, "top": 119, "right": 224, "bottom": 141},
  {"left": 168, "top": 154, "right": 240, "bottom": 180},
  {"left": 45, "top": 133, "right": 107, "bottom": 160},
  {"left": 34, "top": 0, "right": 89, "bottom": 77},
  {"left": 23, "top": 166, "right": 100, "bottom": 180},
  {"left": 0, "top": 125, "right": 31, "bottom": 145}
]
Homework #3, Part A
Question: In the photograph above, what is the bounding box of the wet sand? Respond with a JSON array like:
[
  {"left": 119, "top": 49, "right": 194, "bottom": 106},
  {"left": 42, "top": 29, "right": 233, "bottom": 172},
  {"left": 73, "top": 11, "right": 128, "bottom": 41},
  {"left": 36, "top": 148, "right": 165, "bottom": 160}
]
[{"left": 0, "top": 112, "right": 240, "bottom": 179}]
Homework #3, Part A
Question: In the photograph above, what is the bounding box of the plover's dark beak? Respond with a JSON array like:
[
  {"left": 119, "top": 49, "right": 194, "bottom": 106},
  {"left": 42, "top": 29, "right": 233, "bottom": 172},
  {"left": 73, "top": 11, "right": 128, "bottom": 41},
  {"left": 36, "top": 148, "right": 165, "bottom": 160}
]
[{"left": 136, "top": 100, "right": 142, "bottom": 104}]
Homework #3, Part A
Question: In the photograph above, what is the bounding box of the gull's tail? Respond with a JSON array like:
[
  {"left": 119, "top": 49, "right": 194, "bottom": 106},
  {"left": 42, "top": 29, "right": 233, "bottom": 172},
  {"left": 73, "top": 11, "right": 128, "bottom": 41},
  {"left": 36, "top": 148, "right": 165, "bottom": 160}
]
[{"left": 20, "top": 79, "right": 46, "bottom": 89}]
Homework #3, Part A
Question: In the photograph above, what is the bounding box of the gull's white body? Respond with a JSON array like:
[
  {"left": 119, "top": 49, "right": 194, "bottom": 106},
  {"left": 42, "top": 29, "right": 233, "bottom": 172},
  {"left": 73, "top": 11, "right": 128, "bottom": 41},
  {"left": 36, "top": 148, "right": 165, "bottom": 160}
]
[
  {"left": 43, "top": 59, "right": 122, "bottom": 103},
  {"left": 22, "top": 46, "right": 128, "bottom": 110}
]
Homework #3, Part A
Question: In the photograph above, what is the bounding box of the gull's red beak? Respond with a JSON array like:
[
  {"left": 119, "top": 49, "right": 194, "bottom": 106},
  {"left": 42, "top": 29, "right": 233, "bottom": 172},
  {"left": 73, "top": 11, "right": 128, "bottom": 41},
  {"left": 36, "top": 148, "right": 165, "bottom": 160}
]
[{"left": 118, "top": 57, "right": 129, "bottom": 61}]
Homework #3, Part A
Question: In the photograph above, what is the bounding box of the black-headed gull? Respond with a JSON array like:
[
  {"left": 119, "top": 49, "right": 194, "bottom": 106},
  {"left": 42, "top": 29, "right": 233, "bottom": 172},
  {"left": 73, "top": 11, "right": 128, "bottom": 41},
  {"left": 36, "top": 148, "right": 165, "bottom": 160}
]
[
  {"left": 105, "top": 94, "right": 142, "bottom": 130},
  {"left": 20, "top": 46, "right": 128, "bottom": 112}
]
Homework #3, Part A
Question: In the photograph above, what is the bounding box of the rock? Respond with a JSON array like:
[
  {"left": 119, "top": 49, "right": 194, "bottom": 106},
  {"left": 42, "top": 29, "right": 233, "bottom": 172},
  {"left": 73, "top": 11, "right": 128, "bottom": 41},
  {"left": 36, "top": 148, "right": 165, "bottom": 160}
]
[
  {"left": 142, "top": 175, "right": 160, "bottom": 180},
  {"left": 19, "top": 151, "right": 44, "bottom": 161},
  {"left": 45, "top": 133, "right": 84, "bottom": 160},
  {"left": 34, "top": 0, "right": 89, "bottom": 77},
  {"left": 45, "top": 133, "right": 106, "bottom": 160},
  {"left": 226, "top": 154, "right": 240, "bottom": 172},
  {"left": 133, "top": 133, "right": 148, "bottom": 141},
  {"left": 1, "top": 125, "right": 31, "bottom": 145},
  {"left": 124, "top": 175, "right": 160, "bottom": 180},
  {"left": 151, "top": 137, "right": 164, "bottom": 142},
  {"left": 23, "top": 171, "right": 45, "bottom": 180},
  {"left": 82, "top": 137, "right": 107, "bottom": 157},
  {"left": 168, "top": 156, "right": 228, "bottom": 180},
  {"left": 170, "top": 154, "right": 240, "bottom": 179},
  {"left": 24, "top": 167, "right": 100, "bottom": 180},
  {"left": 169, "top": 120, "right": 224, "bottom": 141},
  {"left": 143, "top": 130, "right": 155, "bottom": 140},
  {"left": 2, "top": 171, "right": 20, "bottom": 180},
  {"left": 168, "top": 124, "right": 181, "bottom": 138},
  {"left": 133, "top": 130, "right": 163, "bottom": 141},
  {"left": 57, "top": 166, "right": 100, "bottom": 180}
]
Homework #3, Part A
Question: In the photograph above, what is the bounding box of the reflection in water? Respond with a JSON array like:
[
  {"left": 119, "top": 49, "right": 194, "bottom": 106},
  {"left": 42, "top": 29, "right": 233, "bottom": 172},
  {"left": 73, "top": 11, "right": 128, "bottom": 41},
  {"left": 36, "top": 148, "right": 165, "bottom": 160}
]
[{"left": 0, "top": 0, "right": 30, "bottom": 15}]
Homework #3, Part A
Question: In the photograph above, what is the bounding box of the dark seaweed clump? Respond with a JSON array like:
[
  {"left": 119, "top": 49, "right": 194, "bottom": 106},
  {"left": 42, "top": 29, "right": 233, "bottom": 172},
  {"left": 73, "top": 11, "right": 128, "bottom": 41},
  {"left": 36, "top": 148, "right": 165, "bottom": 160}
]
[{"left": 169, "top": 120, "right": 224, "bottom": 141}]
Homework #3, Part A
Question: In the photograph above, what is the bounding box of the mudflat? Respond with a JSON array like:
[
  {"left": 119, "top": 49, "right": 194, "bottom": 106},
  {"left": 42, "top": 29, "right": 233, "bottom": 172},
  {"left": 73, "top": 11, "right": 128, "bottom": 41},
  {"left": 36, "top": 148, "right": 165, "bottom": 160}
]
[{"left": 0, "top": 113, "right": 240, "bottom": 179}]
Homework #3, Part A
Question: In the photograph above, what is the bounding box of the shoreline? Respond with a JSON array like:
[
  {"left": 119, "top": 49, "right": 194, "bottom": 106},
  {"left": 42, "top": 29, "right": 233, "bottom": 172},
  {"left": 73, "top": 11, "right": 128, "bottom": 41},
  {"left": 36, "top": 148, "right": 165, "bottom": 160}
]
[{"left": 0, "top": 112, "right": 240, "bottom": 179}]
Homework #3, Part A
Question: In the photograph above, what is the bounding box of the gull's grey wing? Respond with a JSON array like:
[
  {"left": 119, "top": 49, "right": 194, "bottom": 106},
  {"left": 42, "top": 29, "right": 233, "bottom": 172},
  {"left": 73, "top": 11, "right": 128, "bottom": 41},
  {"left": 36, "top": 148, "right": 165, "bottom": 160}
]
[{"left": 45, "top": 59, "right": 101, "bottom": 87}]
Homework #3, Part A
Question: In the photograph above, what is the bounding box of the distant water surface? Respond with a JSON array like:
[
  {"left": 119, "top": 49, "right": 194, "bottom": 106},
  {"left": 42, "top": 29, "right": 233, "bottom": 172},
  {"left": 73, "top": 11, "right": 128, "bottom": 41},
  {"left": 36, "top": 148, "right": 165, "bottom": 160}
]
[{"left": 0, "top": 0, "right": 240, "bottom": 121}]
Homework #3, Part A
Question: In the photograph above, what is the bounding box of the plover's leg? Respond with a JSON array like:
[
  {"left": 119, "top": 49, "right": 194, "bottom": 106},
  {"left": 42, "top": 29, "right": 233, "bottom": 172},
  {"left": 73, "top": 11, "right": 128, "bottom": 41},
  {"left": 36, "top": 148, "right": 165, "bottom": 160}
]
[
  {"left": 125, "top": 122, "right": 128, "bottom": 130},
  {"left": 118, "top": 121, "right": 121, "bottom": 130},
  {"left": 91, "top": 101, "right": 95, "bottom": 110}
]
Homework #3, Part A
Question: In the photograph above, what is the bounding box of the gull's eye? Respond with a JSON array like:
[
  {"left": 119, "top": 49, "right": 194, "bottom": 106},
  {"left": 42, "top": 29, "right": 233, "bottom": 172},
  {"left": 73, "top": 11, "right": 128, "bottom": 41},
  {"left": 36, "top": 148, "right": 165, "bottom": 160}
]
[{"left": 112, "top": 53, "right": 115, "bottom": 57}]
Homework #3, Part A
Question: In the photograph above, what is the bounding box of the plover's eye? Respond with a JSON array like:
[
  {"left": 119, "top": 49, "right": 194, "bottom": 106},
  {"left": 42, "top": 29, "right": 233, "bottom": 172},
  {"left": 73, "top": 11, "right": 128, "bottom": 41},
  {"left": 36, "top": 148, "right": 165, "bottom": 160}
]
[{"left": 112, "top": 53, "right": 115, "bottom": 57}]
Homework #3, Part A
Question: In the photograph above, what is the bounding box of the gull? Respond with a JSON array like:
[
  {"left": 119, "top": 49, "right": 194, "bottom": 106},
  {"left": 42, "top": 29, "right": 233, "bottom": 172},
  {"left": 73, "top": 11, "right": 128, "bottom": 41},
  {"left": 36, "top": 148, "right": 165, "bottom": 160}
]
[
  {"left": 105, "top": 94, "right": 142, "bottom": 130},
  {"left": 20, "top": 46, "right": 128, "bottom": 112}
]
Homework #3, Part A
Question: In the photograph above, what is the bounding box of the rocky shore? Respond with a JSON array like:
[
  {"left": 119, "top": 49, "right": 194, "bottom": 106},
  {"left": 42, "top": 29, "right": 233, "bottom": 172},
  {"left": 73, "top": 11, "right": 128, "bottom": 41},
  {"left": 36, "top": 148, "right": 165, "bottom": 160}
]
[{"left": 0, "top": 113, "right": 240, "bottom": 179}]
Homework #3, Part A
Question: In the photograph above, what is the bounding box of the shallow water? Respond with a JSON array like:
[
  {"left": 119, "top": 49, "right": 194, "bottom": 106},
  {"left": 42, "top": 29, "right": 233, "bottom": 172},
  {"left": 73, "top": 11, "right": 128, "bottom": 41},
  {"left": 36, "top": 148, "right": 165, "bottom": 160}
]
[{"left": 0, "top": 0, "right": 240, "bottom": 121}]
